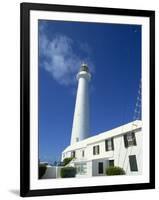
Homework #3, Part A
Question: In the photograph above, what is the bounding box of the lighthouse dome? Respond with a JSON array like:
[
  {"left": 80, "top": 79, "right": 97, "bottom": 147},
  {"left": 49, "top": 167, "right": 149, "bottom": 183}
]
[{"left": 80, "top": 63, "right": 89, "bottom": 73}]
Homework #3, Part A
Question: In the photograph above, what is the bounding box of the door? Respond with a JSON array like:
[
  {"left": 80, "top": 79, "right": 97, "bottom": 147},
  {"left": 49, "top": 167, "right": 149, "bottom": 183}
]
[{"left": 98, "top": 162, "right": 104, "bottom": 174}]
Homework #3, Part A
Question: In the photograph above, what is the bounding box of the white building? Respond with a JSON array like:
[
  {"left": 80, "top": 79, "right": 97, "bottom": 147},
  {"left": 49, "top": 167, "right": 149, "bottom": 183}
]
[
  {"left": 61, "top": 64, "right": 142, "bottom": 177},
  {"left": 62, "top": 120, "right": 142, "bottom": 177}
]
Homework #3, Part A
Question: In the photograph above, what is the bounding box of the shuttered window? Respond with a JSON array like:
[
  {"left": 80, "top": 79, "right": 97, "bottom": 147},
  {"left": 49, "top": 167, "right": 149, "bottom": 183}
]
[
  {"left": 71, "top": 151, "right": 76, "bottom": 157},
  {"left": 93, "top": 145, "right": 100, "bottom": 155},
  {"left": 129, "top": 155, "right": 138, "bottom": 171},
  {"left": 105, "top": 138, "right": 114, "bottom": 151},
  {"left": 109, "top": 160, "right": 114, "bottom": 167},
  {"left": 123, "top": 132, "right": 137, "bottom": 148}
]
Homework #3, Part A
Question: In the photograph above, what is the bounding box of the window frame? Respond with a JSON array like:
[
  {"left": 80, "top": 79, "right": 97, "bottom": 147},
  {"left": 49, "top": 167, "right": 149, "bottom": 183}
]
[
  {"left": 109, "top": 160, "right": 114, "bottom": 167},
  {"left": 123, "top": 132, "right": 137, "bottom": 148},
  {"left": 105, "top": 138, "right": 114, "bottom": 151},
  {"left": 93, "top": 145, "right": 100, "bottom": 155},
  {"left": 71, "top": 151, "right": 76, "bottom": 158},
  {"left": 129, "top": 155, "right": 138, "bottom": 172},
  {"left": 98, "top": 162, "right": 104, "bottom": 174}
]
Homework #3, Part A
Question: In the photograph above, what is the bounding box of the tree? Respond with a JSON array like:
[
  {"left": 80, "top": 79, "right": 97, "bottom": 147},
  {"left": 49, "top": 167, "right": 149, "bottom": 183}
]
[
  {"left": 106, "top": 166, "right": 125, "bottom": 176},
  {"left": 63, "top": 157, "right": 74, "bottom": 166},
  {"left": 39, "top": 163, "right": 47, "bottom": 179},
  {"left": 60, "top": 167, "right": 76, "bottom": 178}
]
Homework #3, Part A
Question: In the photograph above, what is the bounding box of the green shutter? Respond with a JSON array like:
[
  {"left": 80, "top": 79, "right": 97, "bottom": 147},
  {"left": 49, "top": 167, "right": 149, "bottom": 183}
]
[
  {"left": 98, "top": 145, "right": 100, "bottom": 154},
  {"left": 132, "top": 132, "right": 137, "bottom": 146},
  {"left": 111, "top": 138, "right": 114, "bottom": 150},
  {"left": 129, "top": 155, "right": 138, "bottom": 171},
  {"left": 93, "top": 146, "right": 95, "bottom": 155},
  {"left": 105, "top": 140, "right": 108, "bottom": 151},
  {"left": 124, "top": 134, "right": 128, "bottom": 148}
]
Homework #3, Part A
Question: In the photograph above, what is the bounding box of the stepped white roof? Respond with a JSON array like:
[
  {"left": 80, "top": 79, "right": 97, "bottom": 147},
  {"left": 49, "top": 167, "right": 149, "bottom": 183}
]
[{"left": 63, "top": 120, "right": 142, "bottom": 152}]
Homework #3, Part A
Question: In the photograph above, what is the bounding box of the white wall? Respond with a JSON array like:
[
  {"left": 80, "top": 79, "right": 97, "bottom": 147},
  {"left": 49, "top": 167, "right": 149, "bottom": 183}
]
[
  {"left": 42, "top": 166, "right": 62, "bottom": 179},
  {"left": 0, "top": 0, "right": 158, "bottom": 200},
  {"left": 113, "top": 130, "right": 142, "bottom": 175},
  {"left": 92, "top": 159, "right": 109, "bottom": 176},
  {"left": 66, "top": 129, "right": 142, "bottom": 176}
]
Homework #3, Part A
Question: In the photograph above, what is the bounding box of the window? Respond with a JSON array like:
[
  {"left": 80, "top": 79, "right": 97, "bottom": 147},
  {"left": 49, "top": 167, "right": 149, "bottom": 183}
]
[
  {"left": 75, "top": 163, "right": 87, "bottom": 175},
  {"left": 93, "top": 145, "right": 100, "bottom": 155},
  {"left": 98, "top": 162, "right": 104, "bottom": 174},
  {"left": 71, "top": 151, "right": 76, "bottom": 158},
  {"left": 109, "top": 160, "right": 114, "bottom": 167},
  {"left": 82, "top": 150, "right": 84, "bottom": 157},
  {"left": 129, "top": 155, "right": 138, "bottom": 171},
  {"left": 123, "top": 132, "right": 137, "bottom": 148},
  {"left": 105, "top": 138, "right": 114, "bottom": 151}
]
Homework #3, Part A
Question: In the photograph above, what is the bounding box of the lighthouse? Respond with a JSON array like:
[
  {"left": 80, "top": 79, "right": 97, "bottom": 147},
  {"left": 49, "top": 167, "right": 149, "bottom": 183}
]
[
  {"left": 70, "top": 63, "right": 91, "bottom": 145},
  {"left": 60, "top": 64, "right": 142, "bottom": 178}
]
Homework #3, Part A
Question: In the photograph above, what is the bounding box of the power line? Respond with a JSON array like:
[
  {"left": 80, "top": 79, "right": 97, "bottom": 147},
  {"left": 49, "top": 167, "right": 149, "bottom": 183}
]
[{"left": 121, "top": 79, "right": 142, "bottom": 171}]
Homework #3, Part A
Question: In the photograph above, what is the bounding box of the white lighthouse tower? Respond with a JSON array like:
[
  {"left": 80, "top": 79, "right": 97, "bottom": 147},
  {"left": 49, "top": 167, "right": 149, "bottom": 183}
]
[{"left": 70, "top": 63, "right": 91, "bottom": 145}]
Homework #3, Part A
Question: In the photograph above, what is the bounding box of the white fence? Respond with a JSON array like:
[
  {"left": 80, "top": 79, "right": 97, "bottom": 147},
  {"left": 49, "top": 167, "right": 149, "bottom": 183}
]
[{"left": 42, "top": 166, "right": 62, "bottom": 179}]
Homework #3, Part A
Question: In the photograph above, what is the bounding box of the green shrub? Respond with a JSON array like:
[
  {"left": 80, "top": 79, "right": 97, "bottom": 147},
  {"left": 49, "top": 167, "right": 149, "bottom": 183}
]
[
  {"left": 63, "top": 157, "right": 74, "bottom": 166},
  {"left": 106, "top": 166, "right": 125, "bottom": 176},
  {"left": 60, "top": 167, "right": 76, "bottom": 178},
  {"left": 39, "top": 164, "right": 47, "bottom": 179}
]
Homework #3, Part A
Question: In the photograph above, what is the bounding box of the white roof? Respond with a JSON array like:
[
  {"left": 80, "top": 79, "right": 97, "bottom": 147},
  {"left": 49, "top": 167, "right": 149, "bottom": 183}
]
[{"left": 63, "top": 120, "right": 142, "bottom": 152}]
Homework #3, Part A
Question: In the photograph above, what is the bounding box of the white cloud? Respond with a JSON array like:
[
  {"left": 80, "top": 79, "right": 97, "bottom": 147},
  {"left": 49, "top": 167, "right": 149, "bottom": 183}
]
[{"left": 39, "top": 24, "right": 94, "bottom": 86}]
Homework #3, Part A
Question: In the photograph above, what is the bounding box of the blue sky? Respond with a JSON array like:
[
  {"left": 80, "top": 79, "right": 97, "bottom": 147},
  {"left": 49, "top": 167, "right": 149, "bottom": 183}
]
[{"left": 38, "top": 20, "right": 141, "bottom": 164}]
